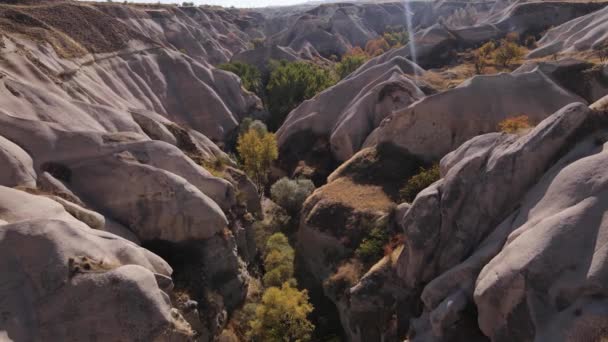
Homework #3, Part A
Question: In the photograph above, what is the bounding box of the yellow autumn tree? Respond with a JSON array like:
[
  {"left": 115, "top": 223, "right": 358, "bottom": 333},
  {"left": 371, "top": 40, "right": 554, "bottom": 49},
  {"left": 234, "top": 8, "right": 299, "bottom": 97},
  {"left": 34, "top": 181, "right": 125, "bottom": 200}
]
[
  {"left": 249, "top": 283, "right": 315, "bottom": 342},
  {"left": 237, "top": 126, "right": 278, "bottom": 195}
]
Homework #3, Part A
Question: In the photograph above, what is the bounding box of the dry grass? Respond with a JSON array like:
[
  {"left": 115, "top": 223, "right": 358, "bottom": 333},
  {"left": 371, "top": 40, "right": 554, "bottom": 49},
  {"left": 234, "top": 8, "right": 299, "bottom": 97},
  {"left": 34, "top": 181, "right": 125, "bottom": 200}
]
[{"left": 316, "top": 177, "right": 394, "bottom": 212}]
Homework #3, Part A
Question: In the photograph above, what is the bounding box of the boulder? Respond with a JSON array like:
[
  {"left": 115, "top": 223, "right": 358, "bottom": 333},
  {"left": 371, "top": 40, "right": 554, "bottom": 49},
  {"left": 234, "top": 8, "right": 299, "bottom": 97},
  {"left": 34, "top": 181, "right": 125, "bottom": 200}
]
[
  {"left": 67, "top": 150, "right": 228, "bottom": 243},
  {"left": 0, "top": 135, "right": 36, "bottom": 188},
  {"left": 0, "top": 218, "right": 191, "bottom": 341}
]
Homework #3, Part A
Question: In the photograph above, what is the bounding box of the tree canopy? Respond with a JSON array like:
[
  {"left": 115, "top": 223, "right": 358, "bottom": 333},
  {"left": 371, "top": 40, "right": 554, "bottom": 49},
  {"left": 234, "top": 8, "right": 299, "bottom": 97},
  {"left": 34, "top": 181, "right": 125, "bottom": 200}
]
[{"left": 266, "top": 60, "right": 336, "bottom": 130}]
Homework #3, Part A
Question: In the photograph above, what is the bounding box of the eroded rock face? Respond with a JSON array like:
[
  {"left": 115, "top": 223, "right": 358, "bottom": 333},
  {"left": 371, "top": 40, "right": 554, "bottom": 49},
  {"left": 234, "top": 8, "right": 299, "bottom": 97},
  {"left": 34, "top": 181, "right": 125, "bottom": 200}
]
[
  {"left": 0, "top": 135, "right": 36, "bottom": 188},
  {"left": 528, "top": 5, "right": 608, "bottom": 58},
  {"left": 277, "top": 56, "right": 425, "bottom": 178},
  {"left": 365, "top": 70, "right": 586, "bottom": 162},
  {"left": 474, "top": 134, "right": 608, "bottom": 341},
  {"left": 0, "top": 185, "right": 191, "bottom": 341}
]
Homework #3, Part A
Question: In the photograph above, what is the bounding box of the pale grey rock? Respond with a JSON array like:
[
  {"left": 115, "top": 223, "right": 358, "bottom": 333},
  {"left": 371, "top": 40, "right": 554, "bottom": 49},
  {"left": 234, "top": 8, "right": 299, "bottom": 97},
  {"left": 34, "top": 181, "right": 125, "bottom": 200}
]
[
  {"left": 528, "top": 6, "right": 608, "bottom": 58},
  {"left": 0, "top": 219, "right": 189, "bottom": 342},
  {"left": 0, "top": 135, "right": 36, "bottom": 188},
  {"left": 365, "top": 70, "right": 586, "bottom": 161},
  {"left": 67, "top": 151, "right": 228, "bottom": 242}
]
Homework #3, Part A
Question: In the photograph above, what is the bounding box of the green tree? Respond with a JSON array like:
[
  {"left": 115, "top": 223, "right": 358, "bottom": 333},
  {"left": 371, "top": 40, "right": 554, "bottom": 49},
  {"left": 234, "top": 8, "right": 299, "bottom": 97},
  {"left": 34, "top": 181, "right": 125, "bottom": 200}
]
[
  {"left": 219, "top": 62, "right": 263, "bottom": 95},
  {"left": 237, "top": 127, "right": 278, "bottom": 195},
  {"left": 249, "top": 283, "right": 315, "bottom": 342},
  {"left": 263, "top": 233, "right": 296, "bottom": 287},
  {"left": 335, "top": 54, "right": 368, "bottom": 79},
  {"left": 266, "top": 60, "right": 336, "bottom": 130}
]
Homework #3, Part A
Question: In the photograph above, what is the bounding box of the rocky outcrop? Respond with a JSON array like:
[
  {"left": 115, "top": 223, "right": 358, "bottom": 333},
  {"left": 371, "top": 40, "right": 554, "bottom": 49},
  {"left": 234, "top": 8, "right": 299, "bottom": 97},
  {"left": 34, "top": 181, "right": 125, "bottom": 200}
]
[
  {"left": 339, "top": 100, "right": 608, "bottom": 341},
  {"left": 295, "top": 143, "right": 425, "bottom": 341},
  {"left": 0, "top": 2, "right": 263, "bottom": 339},
  {"left": 364, "top": 69, "right": 586, "bottom": 162},
  {"left": 0, "top": 186, "right": 192, "bottom": 341},
  {"left": 0, "top": 2, "right": 260, "bottom": 142},
  {"left": 515, "top": 59, "right": 608, "bottom": 103},
  {"left": 277, "top": 56, "right": 424, "bottom": 178},
  {"left": 528, "top": 5, "right": 608, "bottom": 58},
  {"left": 0, "top": 135, "right": 36, "bottom": 187}
]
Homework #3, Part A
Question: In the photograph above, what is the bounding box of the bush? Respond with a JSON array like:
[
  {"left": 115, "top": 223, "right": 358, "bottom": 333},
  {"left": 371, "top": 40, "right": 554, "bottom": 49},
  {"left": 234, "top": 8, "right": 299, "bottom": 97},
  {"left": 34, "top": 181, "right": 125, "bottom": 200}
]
[
  {"left": 498, "top": 115, "right": 531, "bottom": 133},
  {"left": 335, "top": 54, "right": 368, "bottom": 79},
  {"left": 355, "top": 226, "right": 389, "bottom": 264},
  {"left": 478, "top": 40, "right": 496, "bottom": 58},
  {"left": 473, "top": 51, "right": 486, "bottom": 75},
  {"left": 237, "top": 127, "right": 278, "bottom": 194},
  {"left": 493, "top": 40, "right": 525, "bottom": 68},
  {"left": 270, "top": 177, "right": 315, "bottom": 215},
  {"left": 383, "top": 26, "right": 409, "bottom": 48},
  {"left": 266, "top": 60, "right": 336, "bottom": 130},
  {"left": 239, "top": 118, "right": 267, "bottom": 137},
  {"left": 399, "top": 164, "right": 440, "bottom": 203},
  {"left": 365, "top": 37, "right": 390, "bottom": 56},
  {"left": 218, "top": 62, "right": 262, "bottom": 95},
  {"left": 249, "top": 283, "right": 315, "bottom": 342},
  {"left": 251, "top": 38, "right": 265, "bottom": 49}
]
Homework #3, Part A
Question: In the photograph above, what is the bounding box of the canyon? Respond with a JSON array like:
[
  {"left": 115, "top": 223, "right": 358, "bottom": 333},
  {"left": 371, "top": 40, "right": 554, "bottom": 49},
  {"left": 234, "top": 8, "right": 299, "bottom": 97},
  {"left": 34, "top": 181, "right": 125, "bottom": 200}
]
[{"left": 1, "top": 0, "right": 608, "bottom": 341}]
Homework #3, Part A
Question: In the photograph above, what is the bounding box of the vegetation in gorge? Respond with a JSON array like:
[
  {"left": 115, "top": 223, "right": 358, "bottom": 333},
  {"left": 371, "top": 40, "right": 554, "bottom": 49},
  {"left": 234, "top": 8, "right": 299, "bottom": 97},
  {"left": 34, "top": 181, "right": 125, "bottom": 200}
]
[
  {"left": 382, "top": 25, "right": 409, "bottom": 48},
  {"left": 335, "top": 53, "right": 368, "bottom": 79},
  {"left": 471, "top": 37, "right": 526, "bottom": 74},
  {"left": 399, "top": 164, "right": 441, "bottom": 203},
  {"left": 237, "top": 121, "right": 278, "bottom": 194},
  {"left": 232, "top": 232, "right": 315, "bottom": 341},
  {"left": 262, "top": 233, "right": 296, "bottom": 287},
  {"left": 219, "top": 61, "right": 263, "bottom": 95},
  {"left": 266, "top": 60, "right": 337, "bottom": 130},
  {"left": 270, "top": 177, "right": 315, "bottom": 216},
  {"left": 249, "top": 283, "right": 315, "bottom": 342},
  {"left": 493, "top": 39, "right": 525, "bottom": 68}
]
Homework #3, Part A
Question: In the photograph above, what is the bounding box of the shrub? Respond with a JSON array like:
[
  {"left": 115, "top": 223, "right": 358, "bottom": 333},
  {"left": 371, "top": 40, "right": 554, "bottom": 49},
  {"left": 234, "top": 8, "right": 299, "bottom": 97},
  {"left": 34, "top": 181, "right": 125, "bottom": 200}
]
[
  {"left": 251, "top": 38, "right": 265, "bottom": 49},
  {"left": 239, "top": 118, "right": 267, "bottom": 137},
  {"left": 493, "top": 40, "right": 525, "bottom": 68},
  {"left": 266, "top": 60, "right": 336, "bottom": 130},
  {"left": 383, "top": 26, "right": 409, "bottom": 48},
  {"left": 237, "top": 127, "right": 278, "bottom": 194},
  {"left": 355, "top": 226, "right": 389, "bottom": 264},
  {"left": 498, "top": 115, "right": 531, "bottom": 133},
  {"left": 399, "top": 164, "right": 440, "bottom": 203},
  {"left": 365, "top": 37, "right": 390, "bottom": 56},
  {"left": 270, "top": 177, "right": 315, "bottom": 215},
  {"left": 473, "top": 51, "right": 486, "bottom": 74},
  {"left": 335, "top": 54, "right": 368, "bottom": 79},
  {"left": 344, "top": 46, "right": 366, "bottom": 58},
  {"left": 249, "top": 283, "right": 315, "bottom": 342},
  {"left": 218, "top": 62, "right": 263, "bottom": 95},
  {"left": 478, "top": 40, "right": 496, "bottom": 58}
]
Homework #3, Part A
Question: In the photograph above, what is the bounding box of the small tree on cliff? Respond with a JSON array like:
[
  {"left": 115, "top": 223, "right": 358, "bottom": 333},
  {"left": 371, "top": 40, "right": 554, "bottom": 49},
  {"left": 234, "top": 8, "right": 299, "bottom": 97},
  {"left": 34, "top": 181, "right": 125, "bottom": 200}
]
[{"left": 237, "top": 125, "right": 278, "bottom": 195}]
